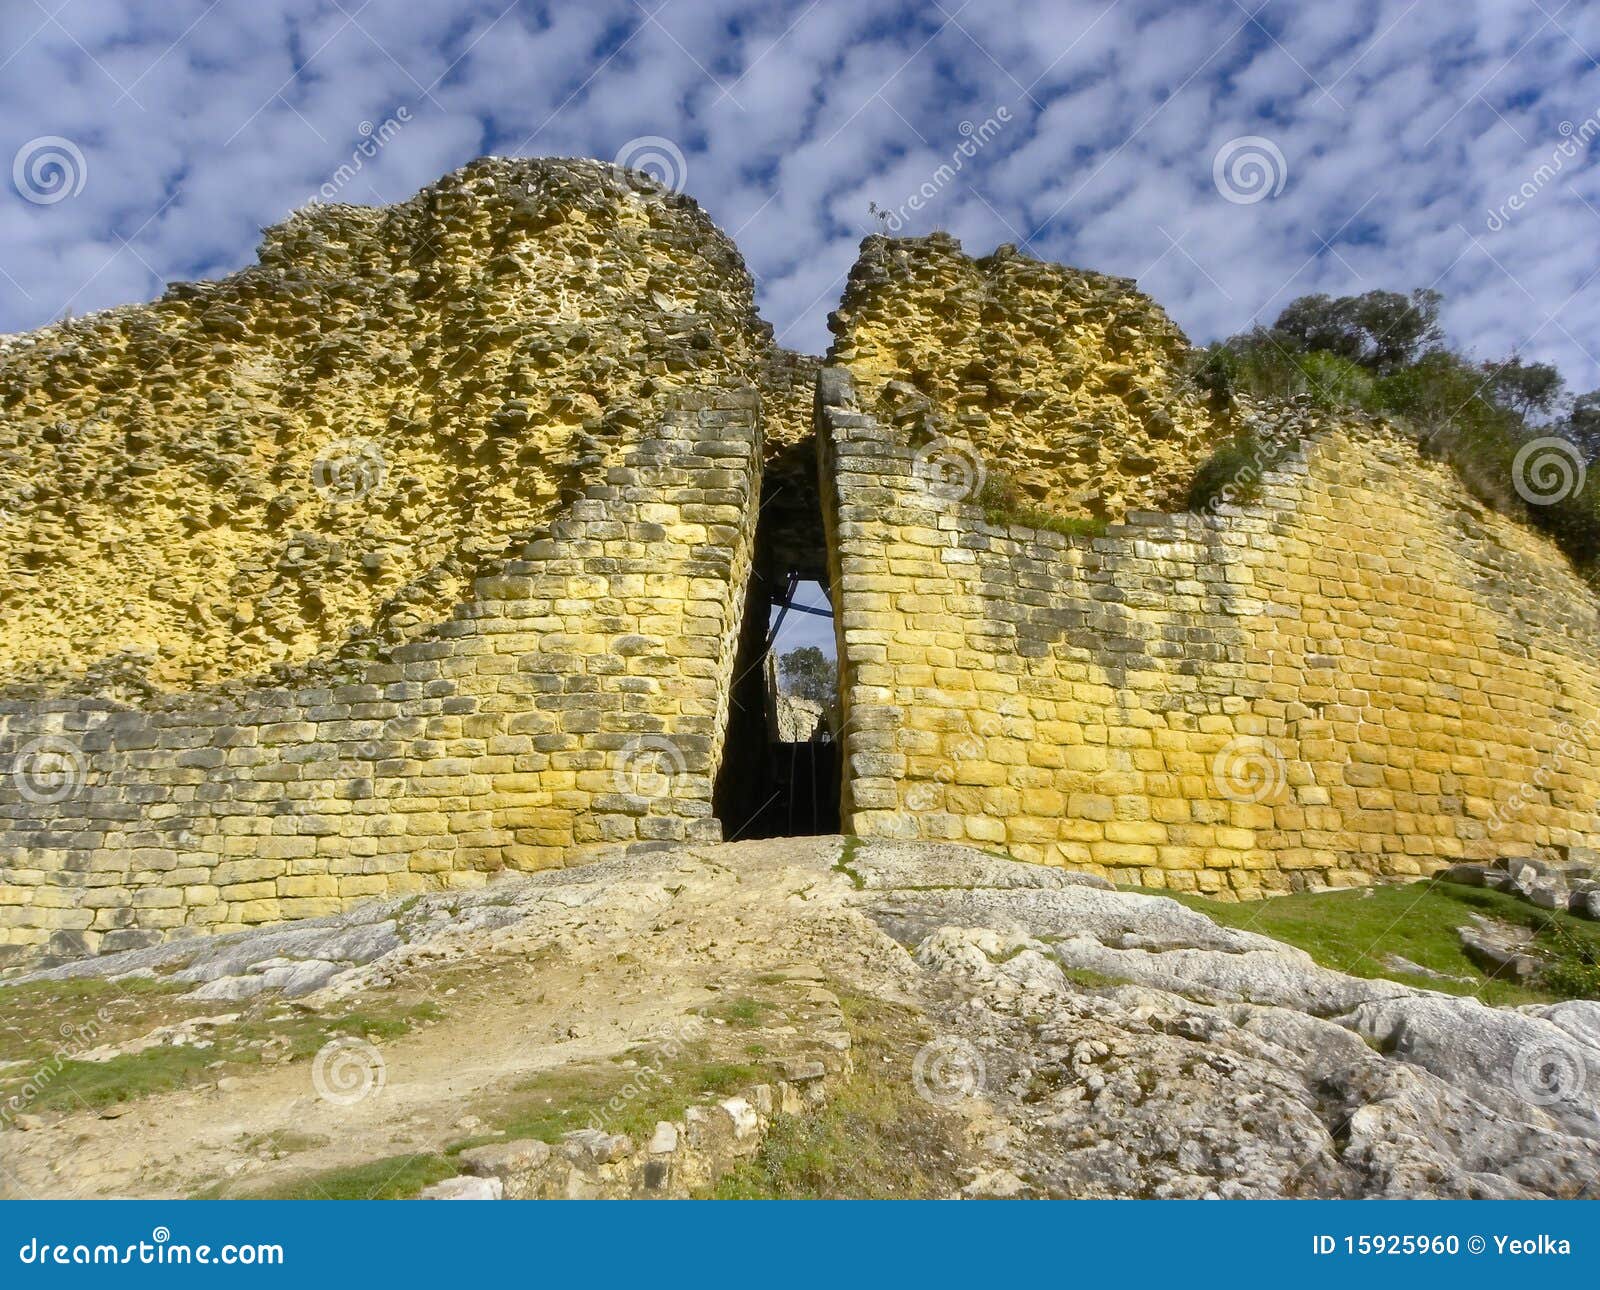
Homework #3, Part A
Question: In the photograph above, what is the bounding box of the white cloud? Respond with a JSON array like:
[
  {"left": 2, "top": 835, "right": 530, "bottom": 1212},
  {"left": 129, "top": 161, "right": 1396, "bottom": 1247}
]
[{"left": 0, "top": 0, "right": 1597, "bottom": 395}]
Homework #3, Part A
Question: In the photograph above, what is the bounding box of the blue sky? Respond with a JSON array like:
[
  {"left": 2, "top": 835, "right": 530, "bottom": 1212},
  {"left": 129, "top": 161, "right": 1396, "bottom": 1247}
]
[{"left": 3, "top": 0, "right": 1600, "bottom": 396}]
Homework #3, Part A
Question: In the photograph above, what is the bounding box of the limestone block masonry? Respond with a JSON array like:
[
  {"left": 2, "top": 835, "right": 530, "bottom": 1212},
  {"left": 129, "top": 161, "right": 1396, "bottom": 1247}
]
[
  {"left": 819, "top": 369, "right": 1600, "bottom": 896},
  {"left": 0, "top": 389, "right": 760, "bottom": 960},
  {"left": 5, "top": 166, "right": 1600, "bottom": 964}
]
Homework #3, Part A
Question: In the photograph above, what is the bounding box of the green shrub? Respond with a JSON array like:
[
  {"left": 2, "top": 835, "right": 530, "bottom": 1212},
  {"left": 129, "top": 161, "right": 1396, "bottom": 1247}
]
[
  {"left": 1190, "top": 346, "right": 1240, "bottom": 402},
  {"left": 976, "top": 469, "right": 1108, "bottom": 538},
  {"left": 1185, "top": 426, "right": 1302, "bottom": 513},
  {"left": 1540, "top": 955, "right": 1600, "bottom": 1000},
  {"left": 1537, "top": 917, "right": 1600, "bottom": 1000},
  {"left": 1199, "top": 309, "right": 1600, "bottom": 584},
  {"left": 1296, "top": 350, "right": 1378, "bottom": 410}
]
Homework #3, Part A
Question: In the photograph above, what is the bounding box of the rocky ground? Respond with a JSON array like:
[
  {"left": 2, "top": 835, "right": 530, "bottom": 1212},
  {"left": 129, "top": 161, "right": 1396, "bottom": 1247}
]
[{"left": 2, "top": 838, "right": 1596, "bottom": 1199}]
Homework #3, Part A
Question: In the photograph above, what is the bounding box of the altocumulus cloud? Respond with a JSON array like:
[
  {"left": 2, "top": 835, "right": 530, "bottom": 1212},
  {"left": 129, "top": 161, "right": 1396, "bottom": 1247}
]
[{"left": 1, "top": 0, "right": 1598, "bottom": 387}]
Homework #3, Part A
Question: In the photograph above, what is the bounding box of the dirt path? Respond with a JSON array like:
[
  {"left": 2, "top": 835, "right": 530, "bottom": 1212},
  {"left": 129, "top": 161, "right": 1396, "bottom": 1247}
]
[{"left": 2, "top": 839, "right": 887, "bottom": 1199}]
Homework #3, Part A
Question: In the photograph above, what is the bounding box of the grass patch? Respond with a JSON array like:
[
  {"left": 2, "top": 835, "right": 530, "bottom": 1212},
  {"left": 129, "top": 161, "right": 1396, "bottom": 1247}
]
[
  {"left": 834, "top": 836, "right": 865, "bottom": 890},
  {"left": 976, "top": 470, "right": 1108, "bottom": 539},
  {"left": 241, "top": 1129, "right": 328, "bottom": 1156},
  {"left": 229, "top": 1003, "right": 441, "bottom": 1063},
  {"left": 231, "top": 1036, "right": 768, "bottom": 1199},
  {"left": 0, "top": 1000, "right": 441, "bottom": 1118},
  {"left": 230, "top": 993, "right": 968, "bottom": 1201},
  {"left": 238, "top": 1152, "right": 456, "bottom": 1201},
  {"left": 706, "top": 996, "right": 778, "bottom": 1029},
  {"left": 0, "top": 976, "right": 189, "bottom": 1064},
  {"left": 1166, "top": 878, "right": 1600, "bottom": 1006},
  {"left": 1058, "top": 966, "right": 1137, "bottom": 990},
  {"left": 15, "top": 1045, "right": 222, "bottom": 1115},
  {"left": 462, "top": 1046, "right": 765, "bottom": 1151},
  {"left": 709, "top": 993, "right": 970, "bottom": 1199}
]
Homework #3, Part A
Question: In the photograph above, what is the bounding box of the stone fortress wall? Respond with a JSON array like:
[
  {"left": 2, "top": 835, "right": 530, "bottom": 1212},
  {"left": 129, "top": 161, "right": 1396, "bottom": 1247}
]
[
  {"left": 0, "top": 159, "right": 775, "bottom": 960},
  {"left": 3, "top": 169, "right": 1599, "bottom": 960},
  {"left": 819, "top": 370, "right": 1600, "bottom": 896},
  {"left": 0, "top": 389, "right": 761, "bottom": 958}
]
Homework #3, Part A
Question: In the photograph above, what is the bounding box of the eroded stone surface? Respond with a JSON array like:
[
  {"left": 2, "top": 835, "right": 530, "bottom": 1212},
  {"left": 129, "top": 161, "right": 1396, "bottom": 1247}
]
[{"left": 0, "top": 159, "right": 775, "bottom": 694}]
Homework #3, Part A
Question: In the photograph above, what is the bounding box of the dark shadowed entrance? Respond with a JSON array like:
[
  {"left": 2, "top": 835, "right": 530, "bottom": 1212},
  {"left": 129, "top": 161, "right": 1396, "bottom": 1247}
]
[{"left": 714, "top": 438, "right": 841, "bottom": 840}]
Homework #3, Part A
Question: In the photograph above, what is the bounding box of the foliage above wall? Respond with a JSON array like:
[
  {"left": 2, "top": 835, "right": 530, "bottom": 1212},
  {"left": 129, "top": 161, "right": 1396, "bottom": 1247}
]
[{"left": 1192, "top": 289, "right": 1600, "bottom": 580}]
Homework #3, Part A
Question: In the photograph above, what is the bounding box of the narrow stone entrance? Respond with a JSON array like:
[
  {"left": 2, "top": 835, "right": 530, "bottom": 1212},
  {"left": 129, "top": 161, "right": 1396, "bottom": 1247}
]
[{"left": 713, "top": 438, "right": 841, "bottom": 840}]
